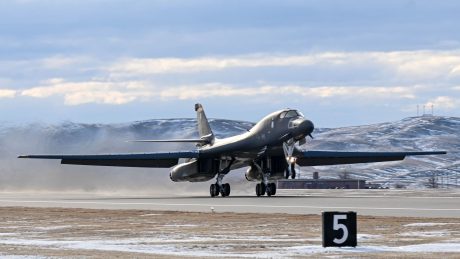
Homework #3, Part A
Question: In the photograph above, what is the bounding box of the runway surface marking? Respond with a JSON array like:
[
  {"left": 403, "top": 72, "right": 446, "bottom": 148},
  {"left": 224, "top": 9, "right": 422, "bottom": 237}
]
[{"left": 1, "top": 199, "right": 459, "bottom": 212}]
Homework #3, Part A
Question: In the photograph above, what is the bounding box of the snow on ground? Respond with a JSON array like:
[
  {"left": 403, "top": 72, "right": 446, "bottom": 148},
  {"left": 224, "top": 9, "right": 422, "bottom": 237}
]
[
  {"left": 404, "top": 222, "right": 458, "bottom": 227},
  {"left": 0, "top": 237, "right": 460, "bottom": 257},
  {"left": 288, "top": 243, "right": 460, "bottom": 254},
  {"left": 398, "top": 231, "right": 449, "bottom": 237},
  {"left": 1, "top": 207, "right": 459, "bottom": 257}
]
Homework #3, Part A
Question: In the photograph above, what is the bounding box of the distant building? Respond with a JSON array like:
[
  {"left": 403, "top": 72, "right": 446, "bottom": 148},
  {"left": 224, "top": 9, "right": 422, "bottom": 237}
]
[
  {"left": 277, "top": 179, "right": 366, "bottom": 189},
  {"left": 277, "top": 171, "right": 386, "bottom": 189}
]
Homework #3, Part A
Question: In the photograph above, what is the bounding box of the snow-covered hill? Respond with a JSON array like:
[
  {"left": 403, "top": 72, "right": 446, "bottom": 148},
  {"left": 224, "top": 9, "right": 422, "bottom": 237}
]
[
  {"left": 0, "top": 116, "right": 458, "bottom": 191},
  {"left": 307, "top": 116, "right": 460, "bottom": 188}
]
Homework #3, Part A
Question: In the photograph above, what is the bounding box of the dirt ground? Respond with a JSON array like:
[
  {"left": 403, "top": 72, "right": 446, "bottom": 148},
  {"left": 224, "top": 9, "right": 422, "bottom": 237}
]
[{"left": 0, "top": 207, "right": 458, "bottom": 258}]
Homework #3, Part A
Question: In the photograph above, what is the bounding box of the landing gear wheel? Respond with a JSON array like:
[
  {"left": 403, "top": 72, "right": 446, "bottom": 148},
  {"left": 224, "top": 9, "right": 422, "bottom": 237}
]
[
  {"left": 260, "top": 183, "right": 266, "bottom": 196},
  {"left": 267, "top": 184, "right": 272, "bottom": 197},
  {"left": 266, "top": 183, "right": 277, "bottom": 196},
  {"left": 291, "top": 164, "right": 296, "bottom": 179},
  {"left": 270, "top": 183, "right": 277, "bottom": 195},
  {"left": 285, "top": 168, "right": 289, "bottom": 179},
  {"left": 256, "top": 183, "right": 266, "bottom": 197},
  {"left": 221, "top": 183, "right": 231, "bottom": 197},
  {"left": 210, "top": 184, "right": 218, "bottom": 197}
]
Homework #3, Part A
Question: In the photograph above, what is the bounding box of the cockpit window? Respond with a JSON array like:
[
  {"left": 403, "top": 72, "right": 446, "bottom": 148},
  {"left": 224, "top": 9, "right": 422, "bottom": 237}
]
[
  {"left": 296, "top": 110, "right": 304, "bottom": 117},
  {"left": 285, "top": 110, "right": 299, "bottom": 118},
  {"left": 280, "top": 110, "right": 304, "bottom": 119},
  {"left": 279, "top": 111, "right": 287, "bottom": 118}
]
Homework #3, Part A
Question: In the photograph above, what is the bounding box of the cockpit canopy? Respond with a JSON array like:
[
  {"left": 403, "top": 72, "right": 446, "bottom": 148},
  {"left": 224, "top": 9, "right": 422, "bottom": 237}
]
[{"left": 279, "top": 110, "right": 304, "bottom": 119}]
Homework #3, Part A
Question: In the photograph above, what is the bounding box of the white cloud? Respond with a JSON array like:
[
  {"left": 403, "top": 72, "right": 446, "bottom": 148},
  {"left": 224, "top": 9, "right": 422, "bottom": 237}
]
[
  {"left": 425, "top": 96, "right": 460, "bottom": 110},
  {"left": 108, "top": 51, "right": 460, "bottom": 83},
  {"left": 64, "top": 91, "right": 140, "bottom": 105},
  {"left": 109, "top": 55, "right": 316, "bottom": 75},
  {"left": 379, "top": 51, "right": 460, "bottom": 80},
  {"left": 0, "top": 89, "right": 16, "bottom": 98},
  {"left": 40, "top": 56, "right": 92, "bottom": 69},
  {"left": 19, "top": 79, "right": 417, "bottom": 105},
  {"left": 21, "top": 79, "right": 152, "bottom": 105},
  {"left": 450, "top": 65, "right": 460, "bottom": 77}
]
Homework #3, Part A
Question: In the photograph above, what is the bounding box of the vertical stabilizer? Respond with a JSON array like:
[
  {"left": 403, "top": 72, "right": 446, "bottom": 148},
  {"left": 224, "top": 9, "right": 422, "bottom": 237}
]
[{"left": 195, "top": 103, "right": 215, "bottom": 145}]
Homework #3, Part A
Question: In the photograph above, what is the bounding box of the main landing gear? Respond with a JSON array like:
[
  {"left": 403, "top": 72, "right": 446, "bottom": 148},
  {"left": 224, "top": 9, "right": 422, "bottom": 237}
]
[
  {"left": 210, "top": 182, "right": 230, "bottom": 197},
  {"left": 255, "top": 166, "right": 277, "bottom": 197},
  {"left": 255, "top": 182, "right": 276, "bottom": 197},
  {"left": 209, "top": 158, "right": 234, "bottom": 197}
]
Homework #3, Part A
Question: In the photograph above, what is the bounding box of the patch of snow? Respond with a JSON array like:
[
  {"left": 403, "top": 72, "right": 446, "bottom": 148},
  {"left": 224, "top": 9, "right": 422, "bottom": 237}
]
[
  {"left": 398, "top": 231, "right": 449, "bottom": 237},
  {"left": 34, "top": 225, "right": 72, "bottom": 231},
  {"left": 1, "top": 236, "right": 459, "bottom": 257},
  {"left": 139, "top": 213, "right": 163, "bottom": 217},
  {"left": 357, "top": 234, "right": 382, "bottom": 240},
  {"left": 162, "top": 224, "right": 198, "bottom": 227},
  {"left": 287, "top": 242, "right": 460, "bottom": 254},
  {"left": 0, "top": 255, "right": 50, "bottom": 259},
  {"left": 404, "top": 222, "right": 455, "bottom": 227}
]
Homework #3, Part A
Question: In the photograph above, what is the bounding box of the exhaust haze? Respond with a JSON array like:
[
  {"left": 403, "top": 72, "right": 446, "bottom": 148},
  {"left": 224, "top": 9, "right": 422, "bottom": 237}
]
[{"left": 0, "top": 119, "right": 253, "bottom": 195}]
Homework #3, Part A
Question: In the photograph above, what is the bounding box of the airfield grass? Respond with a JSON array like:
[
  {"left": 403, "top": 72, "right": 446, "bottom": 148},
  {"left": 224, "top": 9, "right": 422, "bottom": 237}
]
[{"left": 0, "top": 207, "right": 458, "bottom": 258}]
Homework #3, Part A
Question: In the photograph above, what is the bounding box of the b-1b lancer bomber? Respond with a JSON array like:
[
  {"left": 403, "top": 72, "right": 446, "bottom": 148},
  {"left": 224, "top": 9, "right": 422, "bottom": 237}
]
[{"left": 19, "top": 104, "right": 446, "bottom": 197}]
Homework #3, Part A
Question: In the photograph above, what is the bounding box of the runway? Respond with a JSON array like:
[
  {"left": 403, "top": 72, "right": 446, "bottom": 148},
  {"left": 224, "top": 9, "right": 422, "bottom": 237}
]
[{"left": 0, "top": 189, "right": 458, "bottom": 218}]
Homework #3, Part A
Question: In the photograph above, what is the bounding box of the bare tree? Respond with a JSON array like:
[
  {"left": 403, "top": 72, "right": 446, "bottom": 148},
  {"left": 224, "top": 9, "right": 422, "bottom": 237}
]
[
  {"left": 338, "top": 170, "right": 350, "bottom": 179},
  {"left": 426, "top": 172, "right": 438, "bottom": 189}
]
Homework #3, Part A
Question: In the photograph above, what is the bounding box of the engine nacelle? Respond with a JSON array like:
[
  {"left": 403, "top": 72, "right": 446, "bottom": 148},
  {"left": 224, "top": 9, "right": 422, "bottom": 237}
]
[
  {"left": 245, "top": 165, "right": 262, "bottom": 181},
  {"left": 245, "top": 156, "right": 288, "bottom": 181},
  {"left": 169, "top": 159, "right": 217, "bottom": 182}
]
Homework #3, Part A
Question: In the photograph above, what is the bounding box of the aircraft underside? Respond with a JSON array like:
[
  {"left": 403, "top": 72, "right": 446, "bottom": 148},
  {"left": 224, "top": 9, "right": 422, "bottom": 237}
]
[{"left": 169, "top": 155, "right": 294, "bottom": 197}]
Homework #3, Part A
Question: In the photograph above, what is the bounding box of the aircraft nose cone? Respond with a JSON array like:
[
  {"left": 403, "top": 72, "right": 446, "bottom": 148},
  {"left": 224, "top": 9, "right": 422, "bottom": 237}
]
[
  {"left": 301, "top": 119, "right": 314, "bottom": 134},
  {"left": 292, "top": 118, "right": 314, "bottom": 136}
]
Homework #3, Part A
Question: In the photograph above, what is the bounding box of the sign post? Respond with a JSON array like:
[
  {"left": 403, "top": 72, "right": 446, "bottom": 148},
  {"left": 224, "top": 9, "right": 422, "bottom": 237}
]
[{"left": 322, "top": 211, "right": 357, "bottom": 247}]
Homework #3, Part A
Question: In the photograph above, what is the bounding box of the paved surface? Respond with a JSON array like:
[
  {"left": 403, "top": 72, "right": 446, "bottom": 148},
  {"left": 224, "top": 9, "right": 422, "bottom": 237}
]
[{"left": 0, "top": 189, "right": 458, "bottom": 218}]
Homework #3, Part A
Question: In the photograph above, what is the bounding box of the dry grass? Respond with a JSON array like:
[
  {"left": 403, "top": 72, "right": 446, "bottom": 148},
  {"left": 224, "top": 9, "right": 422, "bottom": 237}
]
[{"left": 0, "top": 207, "right": 458, "bottom": 258}]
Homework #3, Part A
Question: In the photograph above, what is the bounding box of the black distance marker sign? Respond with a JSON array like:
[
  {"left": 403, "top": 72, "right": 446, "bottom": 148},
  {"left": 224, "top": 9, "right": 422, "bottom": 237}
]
[{"left": 322, "top": 211, "right": 357, "bottom": 247}]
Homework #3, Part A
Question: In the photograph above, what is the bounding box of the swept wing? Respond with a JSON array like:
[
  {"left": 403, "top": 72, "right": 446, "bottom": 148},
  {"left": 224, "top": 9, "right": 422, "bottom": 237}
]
[
  {"left": 295, "top": 151, "right": 446, "bottom": 166},
  {"left": 18, "top": 151, "right": 199, "bottom": 168}
]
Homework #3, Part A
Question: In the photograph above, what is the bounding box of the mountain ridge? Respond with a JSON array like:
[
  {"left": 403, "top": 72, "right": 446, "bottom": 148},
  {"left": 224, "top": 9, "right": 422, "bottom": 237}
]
[{"left": 0, "top": 116, "right": 458, "bottom": 191}]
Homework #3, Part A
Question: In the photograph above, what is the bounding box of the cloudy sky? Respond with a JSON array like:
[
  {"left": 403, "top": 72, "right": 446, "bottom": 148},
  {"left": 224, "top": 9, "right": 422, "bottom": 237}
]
[{"left": 1, "top": 0, "right": 459, "bottom": 127}]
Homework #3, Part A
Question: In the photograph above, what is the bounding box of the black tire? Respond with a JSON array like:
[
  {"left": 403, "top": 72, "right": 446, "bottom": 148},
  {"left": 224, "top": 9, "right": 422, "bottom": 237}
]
[
  {"left": 224, "top": 183, "right": 231, "bottom": 197},
  {"left": 217, "top": 184, "right": 221, "bottom": 196},
  {"left": 220, "top": 184, "right": 225, "bottom": 197},
  {"left": 260, "top": 183, "right": 266, "bottom": 196},
  {"left": 256, "top": 184, "right": 261, "bottom": 197},
  {"left": 221, "top": 183, "right": 230, "bottom": 197},
  {"left": 291, "top": 164, "right": 296, "bottom": 179},
  {"left": 210, "top": 184, "right": 217, "bottom": 197},
  {"left": 270, "top": 183, "right": 277, "bottom": 195},
  {"left": 285, "top": 168, "right": 289, "bottom": 179}
]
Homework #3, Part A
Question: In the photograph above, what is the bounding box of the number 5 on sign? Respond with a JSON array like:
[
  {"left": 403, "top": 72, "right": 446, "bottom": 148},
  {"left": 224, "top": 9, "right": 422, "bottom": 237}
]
[
  {"left": 322, "top": 211, "right": 357, "bottom": 247},
  {"left": 333, "top": 214, "right": 349, "bottom": 244}
]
